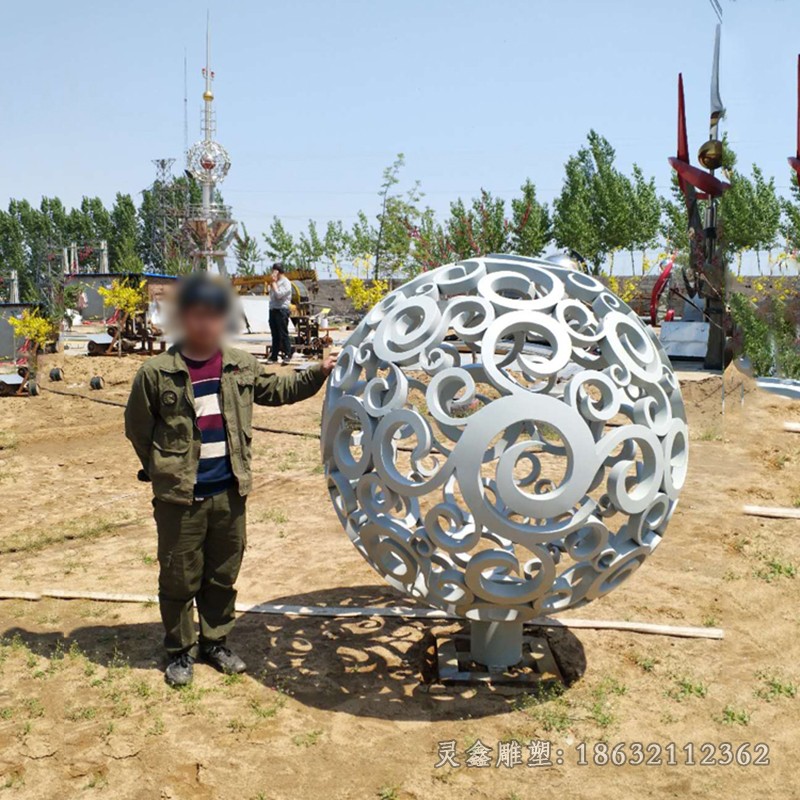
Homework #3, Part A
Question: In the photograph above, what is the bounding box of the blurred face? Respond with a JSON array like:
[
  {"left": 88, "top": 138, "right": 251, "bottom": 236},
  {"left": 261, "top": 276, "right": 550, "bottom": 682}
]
[
  {"left": 180, "top": 304, "right": 227, "bottom": 353},
  {"left": 272, "top": 269, "right": 281, "bottom": 281}
]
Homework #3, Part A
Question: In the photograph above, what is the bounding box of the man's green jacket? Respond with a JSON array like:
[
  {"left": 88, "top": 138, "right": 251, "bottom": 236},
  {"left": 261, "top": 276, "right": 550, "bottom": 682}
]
[{"left": 124, "top": 345, "right": 325, "bottom": 505}]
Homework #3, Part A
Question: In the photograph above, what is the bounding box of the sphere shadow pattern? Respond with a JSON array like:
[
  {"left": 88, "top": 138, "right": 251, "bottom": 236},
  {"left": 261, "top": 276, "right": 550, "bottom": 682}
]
[{"left": 321, "top": 256, "right": 688, "bottom": 623}]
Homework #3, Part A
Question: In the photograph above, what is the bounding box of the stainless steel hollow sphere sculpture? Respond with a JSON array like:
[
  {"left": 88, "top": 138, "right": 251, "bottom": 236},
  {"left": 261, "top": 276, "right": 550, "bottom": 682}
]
[{"left": 321, "top": 256, "right": 688, "bottom": 663}]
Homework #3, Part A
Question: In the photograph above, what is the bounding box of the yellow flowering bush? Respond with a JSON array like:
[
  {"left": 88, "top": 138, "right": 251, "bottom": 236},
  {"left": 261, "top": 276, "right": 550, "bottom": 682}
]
[
  {"left": 98, "top": 279, "right": 148, "bottom": 318},
  {"left": 8, "top": 309, "right": 55, "bottom": 351},
  {"left": 605, "top": 274, "right": 641, "bottom": 306},
  {"left": 334, "top": 255, "right": 390, "bottom": 312}
]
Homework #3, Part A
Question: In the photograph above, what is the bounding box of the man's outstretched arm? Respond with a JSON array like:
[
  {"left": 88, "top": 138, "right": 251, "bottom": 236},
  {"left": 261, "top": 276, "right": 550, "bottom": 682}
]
[{"left": 253, "top": 354, "right": 337, "bottom": 407}]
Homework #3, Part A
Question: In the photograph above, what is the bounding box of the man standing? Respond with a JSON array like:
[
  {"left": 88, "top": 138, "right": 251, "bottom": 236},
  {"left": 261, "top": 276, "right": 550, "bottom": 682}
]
[
  {"left": 268, "top": 262, "right": 293, "bottom": 364},
  {"left": 124, "top": 273, "right": 336, "bottom": 686}
]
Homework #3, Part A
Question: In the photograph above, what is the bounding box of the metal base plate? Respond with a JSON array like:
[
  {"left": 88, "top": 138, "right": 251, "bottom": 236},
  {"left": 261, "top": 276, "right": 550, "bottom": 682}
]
[{"left": 434, "top": 631, "right": 564, "bottom": 686}]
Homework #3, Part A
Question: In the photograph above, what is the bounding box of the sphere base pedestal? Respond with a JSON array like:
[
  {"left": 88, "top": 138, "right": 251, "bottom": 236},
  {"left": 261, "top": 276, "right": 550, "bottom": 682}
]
[
  {"left": 469, "top": 620, "right": 524, "bottom": 669},
  {"left": 433, "top": 625, "right": 563, "bottom": 687}
]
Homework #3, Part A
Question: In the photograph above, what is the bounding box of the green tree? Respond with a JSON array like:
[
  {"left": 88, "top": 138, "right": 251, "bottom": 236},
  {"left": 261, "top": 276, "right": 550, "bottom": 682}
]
[
  {"left": 110, "top": 193, "right": 141, "bottom": 272},
  {"left": 721, "top": 165, "right": 781, "bottom": 273},
  {"left": 234, "top": 224, "right": 262, "bottom": 276},
  {"left": 0, "top": 208, "right": 27, "bottom": 300},
  {"left": 411, "top": 207, "right": 456, "bottom": 271},
  {"left": 510, "top": 179, "right": 551, "bottom": 256},
  {"left": 627, "top": 165, "right": 661, "bottom": 272},
  {"left": 347, "top": 154, "right": 422, "bottom": 279},
  {"left": 781, "top": 172, "right": 800, "bottom": 254},
  {"left": 409, "top": 180, "right": 550, "bottom": 272},
  {"left": 553, "top": 131, "right": 639, "bottom": 274},
  {"left": 263, "top": 217, "right": 297, "bottom": 267},
  {"left": 80, "top": 196, "right": 113, "bottom": 242}
]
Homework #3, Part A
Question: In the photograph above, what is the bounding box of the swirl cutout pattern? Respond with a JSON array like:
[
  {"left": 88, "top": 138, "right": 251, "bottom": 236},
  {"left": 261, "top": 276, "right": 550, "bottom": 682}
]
[{"left": 321, "top": 256, "right": 688, "bottom": 618}]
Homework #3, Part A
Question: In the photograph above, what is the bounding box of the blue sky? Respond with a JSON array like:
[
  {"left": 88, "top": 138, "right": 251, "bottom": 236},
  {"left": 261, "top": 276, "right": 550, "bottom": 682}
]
[{"left": 3, "top": 0, "right": 799, "bottom": 272}]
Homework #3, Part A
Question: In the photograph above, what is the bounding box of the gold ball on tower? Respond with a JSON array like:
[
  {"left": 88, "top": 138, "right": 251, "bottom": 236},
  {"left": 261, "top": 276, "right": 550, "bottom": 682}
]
[{"left": 698, "top": 139, "right": 724, "bottom": 171}]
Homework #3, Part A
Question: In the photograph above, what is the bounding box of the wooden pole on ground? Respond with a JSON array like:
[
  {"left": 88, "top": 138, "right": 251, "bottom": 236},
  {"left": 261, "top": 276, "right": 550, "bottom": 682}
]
[
  {"left": 743, "top": 505, "right": 800, "bottom": 520},
  {"left": 0, "top": 588, "right": 724, "bottom": 640}
]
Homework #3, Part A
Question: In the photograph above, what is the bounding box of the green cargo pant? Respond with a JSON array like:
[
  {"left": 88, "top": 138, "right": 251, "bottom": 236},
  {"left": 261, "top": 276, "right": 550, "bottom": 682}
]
[{"left": 153, "top": 488, "right": 246, "bottom": 657}]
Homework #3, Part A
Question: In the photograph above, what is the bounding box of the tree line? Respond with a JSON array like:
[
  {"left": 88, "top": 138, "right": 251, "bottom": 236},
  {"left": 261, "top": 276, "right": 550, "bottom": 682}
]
[
  {"left": 0, "top": 176, "right": 201, "bottom": 308},
  {"left": 1, "top": 130, "right": 798, "bottom": 307},
  {"left": 252, "top": 132, "right": 796, "bottom": 281}
]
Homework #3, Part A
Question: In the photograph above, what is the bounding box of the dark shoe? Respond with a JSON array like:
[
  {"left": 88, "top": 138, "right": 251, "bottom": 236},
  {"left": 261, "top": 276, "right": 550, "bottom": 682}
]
[
  {"left": 165, "top": 651, "right": 195, "bottom": 687},
  {"left": 201, "top": 644, "right": 247, "bottom": 675}
]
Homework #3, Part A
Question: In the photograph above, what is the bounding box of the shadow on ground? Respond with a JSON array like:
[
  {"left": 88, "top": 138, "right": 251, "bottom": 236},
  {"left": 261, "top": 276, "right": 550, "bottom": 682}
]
[{"left": 2, "top": 585, "right": 586, "bottom": 721}]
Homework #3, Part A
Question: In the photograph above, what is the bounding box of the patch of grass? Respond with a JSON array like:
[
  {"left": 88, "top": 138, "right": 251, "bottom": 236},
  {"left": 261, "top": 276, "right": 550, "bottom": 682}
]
[
  {"left": 85, "top": 771, "right": 108, "bottom": 789},
  {"left": 66, "top": 705, "right": 97, "bottom": 722},
  {"left": 258, "top": 508, "right": 289, "bottom": 525},
  {"left": 667, "top": 677, "right": 708, "bottom": 702},
  {"left": 227, "top": 718, "right": 248, "bottom": 733},
  {"left": 755, "top": 672, "right": 797, "bottom": 701},
  {"left": 22, "top": 698, "right": 45, "bottom": 719},
  {"left": 702, "top": 615, "right": 719, "bottom": 628},
  {"left": 147, "top": 717, "right": 165, "bottom": 736},
  {"left": 0, "top": 707, "right": 13, "bottom": 720},
  {"left": 718, "top": 705, "right": 750, "bottom": 726},
  {"left": 586, "top": 676, "right": 626, "bottom": 728},
  {"left": 377, "top": 787, "right": 399, "bottom": 800},
  {"left": 729, "top": 536, "right": 748, "bottom": 555},
  {"left": 311, "top": 463, "right": 325, "bottom": 475},
  {"left": 588, "top": 701, "right": 614, "bottom": 728},
  {"left": 3, "top": 772, "right": 24, "bottom": 790},
  {"left": 132, "top": 679, "right": 153, "bottom": 699},
  {"left": 0, "top": 515, "right": 133, "bottom": 555},
  {"left": 0, "top": 431, "right": 18, "bottom": 450},
  {"left": 597, "top": 676, "right": 627, "bottom": 696},
  {"left": 754, "top": 554, "right": 797, "bottom": 582},
  {"left": 765, "top": 452, "right": 790, "bottom": 470},
  {"left": 140, "top": 552, "right": 156, "bottom": 566},
  {"left": 515, "top": 682, "right": 572, "bottom": 732},
  {"left": 292, "top": 729, "right": 323, "bottom": 747},
  {"left": 176, "top": 683, "right": 211, "bottom": 712},
  {"left": 695, "top": 428, "right": 722, "bottom": 442},
  {"left": 627, "top": 652, "right": 658, "bottom": 672},
  {"left": 277, "top": 449, "right": 298, "bottom": 473},
  {"left": 249, "top": 696, "right": 285, "bottom": 719},
  {"left": 222, "top": 673, "right": 244, "bottom": 687}
]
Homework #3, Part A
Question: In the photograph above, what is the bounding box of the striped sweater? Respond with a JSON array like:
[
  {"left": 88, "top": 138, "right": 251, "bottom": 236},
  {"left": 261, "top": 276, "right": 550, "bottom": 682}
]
[{"left": 183, "top": 351, "right": 234, "bottom": 498}]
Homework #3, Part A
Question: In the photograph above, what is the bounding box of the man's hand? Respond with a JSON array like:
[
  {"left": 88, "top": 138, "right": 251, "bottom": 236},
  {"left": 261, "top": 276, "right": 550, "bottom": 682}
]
[{"left": 321, "top": 352, "right": 339, "bottom": 378}]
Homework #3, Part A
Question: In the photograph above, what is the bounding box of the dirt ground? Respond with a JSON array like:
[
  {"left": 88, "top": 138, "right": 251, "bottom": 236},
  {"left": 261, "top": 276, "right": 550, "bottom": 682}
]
[{"left": 0, "top": 350, "right": 798, "bottom": 800}]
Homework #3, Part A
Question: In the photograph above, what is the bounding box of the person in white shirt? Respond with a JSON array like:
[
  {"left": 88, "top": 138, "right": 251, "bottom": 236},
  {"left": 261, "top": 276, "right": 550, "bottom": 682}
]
[{"left": 268, "top": 262, "right": 294, "bottom": 364}]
